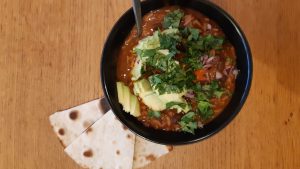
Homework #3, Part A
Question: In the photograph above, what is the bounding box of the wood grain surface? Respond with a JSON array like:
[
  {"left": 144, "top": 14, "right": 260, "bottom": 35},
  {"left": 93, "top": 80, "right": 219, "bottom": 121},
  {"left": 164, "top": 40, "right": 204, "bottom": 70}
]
[{"left": 0, "top": 0, "right": 299, "bottom": 168}]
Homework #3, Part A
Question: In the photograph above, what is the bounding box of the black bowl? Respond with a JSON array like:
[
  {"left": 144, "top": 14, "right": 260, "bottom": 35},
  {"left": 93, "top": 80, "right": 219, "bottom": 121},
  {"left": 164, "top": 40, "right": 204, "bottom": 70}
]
[{"left": 101, "top": 0, "right": 252, "bottom": 145}]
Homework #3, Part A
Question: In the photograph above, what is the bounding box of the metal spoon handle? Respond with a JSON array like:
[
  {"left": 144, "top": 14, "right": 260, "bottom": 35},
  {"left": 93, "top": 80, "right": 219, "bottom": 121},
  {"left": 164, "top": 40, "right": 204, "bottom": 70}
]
[{"left": 131, "top": 0, "right": 142, "bottom": 37}]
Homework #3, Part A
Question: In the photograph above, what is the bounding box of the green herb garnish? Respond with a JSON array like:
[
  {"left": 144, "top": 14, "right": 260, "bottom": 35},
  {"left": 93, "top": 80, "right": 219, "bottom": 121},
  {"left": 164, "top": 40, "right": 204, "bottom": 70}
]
[
  {"left": 179, "top": 112, "right": 197, "bottom": 134},
  {"left": 197, "top": 100, "right": 213, "bottom": 119},
  {"left": 162, "top": 9, "right": 184, "bottom": 29},
  {"left": 135, "top": 48, "right": 157, "bottom": 58},
  {"left": 158, "top": 33, "right": 179, "bottom": 56},
  {"left": 166, "top": 101, "right": 187, "bottom": 109},
  {"left": 148, "top": 110, "right": 161, "bottom": 118},
  {"left": 202, "top": 34, "right": 224, "bottom": 51}
]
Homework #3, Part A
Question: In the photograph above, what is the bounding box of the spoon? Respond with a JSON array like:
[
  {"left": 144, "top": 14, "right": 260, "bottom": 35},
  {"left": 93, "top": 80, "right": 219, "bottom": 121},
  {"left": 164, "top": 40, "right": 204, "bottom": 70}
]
[{"left": 131, "top": 0, "right": 142, "bottom": 37}]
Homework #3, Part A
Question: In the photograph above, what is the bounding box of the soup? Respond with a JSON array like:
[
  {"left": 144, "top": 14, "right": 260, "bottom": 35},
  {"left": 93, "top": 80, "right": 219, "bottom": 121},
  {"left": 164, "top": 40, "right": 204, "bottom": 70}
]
[{"left": 116, "top": 6, "right": 238, "bottom": 134}]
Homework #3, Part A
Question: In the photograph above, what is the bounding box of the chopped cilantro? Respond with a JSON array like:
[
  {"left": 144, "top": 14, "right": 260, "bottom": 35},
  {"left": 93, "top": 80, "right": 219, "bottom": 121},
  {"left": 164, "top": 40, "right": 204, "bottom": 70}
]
[
  {"left": 135, "top": 48, "right": 157, "bottom": 58},
  {"left": 148, "top": 110, "right": 161, "bottom": 118},
  {"left": 196, "top": 91, "right": 209, "bottom": 101},
  {"left": 145, "top": 52, "right": 179, "bottom": 72},
  {"left": 181, "top": 27, "right": 200, "bottom": 41},
  {"left": 203, "top": 80, "right": 224, "bottom": 98},
  {"left": 183, "top": 56, "right": 203, "bottom": 70},
  {"left": 188, "top": 28, "right": 200, "bottom": 41},
  {"left": 158, "top": 32, "right": 179, "bottom": 56},
  {"left": 166, "top": 101, "right": 187, "bottom": 109},
  {"left": 214, "top": 90, "right": 224, "bottom": 99},
  {"left": 162, "top": 9, "right": 184, "bottom": 29},
  {"left": 192, "top": 81, "right": 225, "bottom": 119},
  {"left": 179, "top": 112, "right": 197, "bottom": 134},
  {"left": 202, "top": 35, "right": 224, "bottom": 51},
  {"left": 148, "top": 72, "right": 185, "bottom": 94},
  {"left": 197, "top": 100, "right": 213, "bottom": 119},
  {"left": 184, "top": 34, "right": 224, "bottom": 58},
  {"left": 146, "top": 53, "right": 169, "bottom": 72}
]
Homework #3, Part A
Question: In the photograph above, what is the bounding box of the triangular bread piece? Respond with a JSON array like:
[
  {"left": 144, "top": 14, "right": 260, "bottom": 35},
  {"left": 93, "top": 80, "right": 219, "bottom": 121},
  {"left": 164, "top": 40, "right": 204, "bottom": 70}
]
[
  {"left": 133, "top": 137, "right": 173, "bottom": 169},
  {"left": 49, "top": 99, "right": 173, "bottom": 169},
  {"left": 49, "top": 99, "right": 104, "bottom": 147},
  {"left": 64, "top": 110, "right": 135, "bottom": 169}
]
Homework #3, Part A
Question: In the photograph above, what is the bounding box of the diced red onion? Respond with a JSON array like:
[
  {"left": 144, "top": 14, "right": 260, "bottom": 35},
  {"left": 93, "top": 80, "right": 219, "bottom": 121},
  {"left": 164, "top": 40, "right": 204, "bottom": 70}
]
[
  {"left": 197, "top": 121, "right": 204, "bottom": 128},
  {"left": 205, "top": 72, "right": 210, "bottom": 81},
  {"left": 184, "top": 91, "right": 195, "bottom": 99},
  {"left": 216, "top": 71, "right": 223, "bottom": 79},
  {"left": 223, "top": 66, "right": 232, "bottom": 76},
  {"left": 207, "top": 23, "right": 212, "bottom": 30},
  {"left": 206, "top": 56, "right": 215, "bottom": 64},
  {"left": 203, "top": 55, "right": 208, "bottom": 61},
  {"left": 183, "top": 15, "right": 193, "bottom": 26},
  {"left": 232, "top": 69, "right": 239, "bottom": 78},
  {"left": 203, "top": 64, "right": 212, "bottom": 69},
  {"left": 201, "top": 55, "right": 209, "bottom": 64},
  {"left": 223, "top": 69, "right": 228, "bottom": 76}
]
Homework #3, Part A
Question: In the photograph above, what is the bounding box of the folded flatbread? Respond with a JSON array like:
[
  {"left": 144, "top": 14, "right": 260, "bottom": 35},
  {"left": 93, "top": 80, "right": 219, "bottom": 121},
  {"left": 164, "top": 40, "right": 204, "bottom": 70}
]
[
  {"left": 65, "top": 110, "right": 135, "bottom": 169},
  {"left": 49, "top": 98, "right": 173, "bottom": 169},
  {"left": 133, "top": 137, "right": 172, "bottom": 169},
  {"left": 49, "top": 99, "right": 104, "bottom": 147}
]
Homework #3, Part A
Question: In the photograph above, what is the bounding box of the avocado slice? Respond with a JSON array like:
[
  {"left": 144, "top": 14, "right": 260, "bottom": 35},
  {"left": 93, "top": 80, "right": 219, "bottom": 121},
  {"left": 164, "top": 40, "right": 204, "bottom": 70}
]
[
  {"left": 142, "top": 92, "right": 166, "bottom": 111},
  {"left": 122, "top": 85, "right": 131, "bottom": 112},
  {"left": 131, "top": 58, "right": 143, "bottom": 81},
  {"left": 158, "top": 92, "right": 186, "bottom": 103},
  {"left": 168, "top": 105, "right": 190, "bottom": 113},
  {"left": 133, "top": 78, "right": 191, "bottom": 112},
  {"left": 130, "top": 94, "right": 141, "bottom": 117},
  {"left": 133, "top": 79, "right": 152, "bottom": 95},
  {"left": 116, "top": 82, "right": 141, "bottom": 117},
  {"left": 135, "top": 31, "right": 160, "bottom": 50},
  {"left": 134, "top": 98, "right": 141, "bottom": 117},
  {"left": 159, "top": 92, "right": 191, "bottom": 113},
  {"left": 157, "top": 49, "right": 170, "bottom": 56},
  {"left": 116, "top": 82, "right": 124, "bottom": 105}
]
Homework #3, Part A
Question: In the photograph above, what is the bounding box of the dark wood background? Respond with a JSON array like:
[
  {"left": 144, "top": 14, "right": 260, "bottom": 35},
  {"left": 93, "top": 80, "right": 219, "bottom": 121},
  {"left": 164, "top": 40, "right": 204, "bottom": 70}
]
[{"left": 0, "top": 0, "right": 299, "bottom": 168}]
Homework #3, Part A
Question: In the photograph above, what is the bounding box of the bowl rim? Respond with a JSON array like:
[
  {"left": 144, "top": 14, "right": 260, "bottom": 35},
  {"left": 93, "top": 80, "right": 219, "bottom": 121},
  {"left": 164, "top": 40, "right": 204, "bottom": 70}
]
[{"left": 101, "top": 0, "right": 252, "bottom": 145}]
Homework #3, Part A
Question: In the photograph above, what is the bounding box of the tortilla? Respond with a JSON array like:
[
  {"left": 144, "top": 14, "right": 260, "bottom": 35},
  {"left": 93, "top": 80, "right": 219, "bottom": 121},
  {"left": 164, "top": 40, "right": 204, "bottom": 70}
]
[
  {"left": 49, "top": 98, "right": 173, "bottom": 168},
  {"left": 49, "top": 99, "right": 104, "bottom": 147},
  {"left": 64, "top": 110, "right": 135, "bottom": 169},
  {"left": 133, "top": 137, "right": 173, "bottom": 169}
]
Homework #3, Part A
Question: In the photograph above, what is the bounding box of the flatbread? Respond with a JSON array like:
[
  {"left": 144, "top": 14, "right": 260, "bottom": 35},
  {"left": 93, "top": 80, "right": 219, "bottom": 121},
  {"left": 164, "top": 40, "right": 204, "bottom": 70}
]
[
  {"left": 133, "top": 137, "right": 172, "bottom": 169},
  {"left": 64, "top": 110, "right": 135, "bottom": 169},
  {"left": 49, "top": 98, "right": 173, "bottom": 168},
  {"left": 49, "top": 99, "right": 104, "bottom": 147}
]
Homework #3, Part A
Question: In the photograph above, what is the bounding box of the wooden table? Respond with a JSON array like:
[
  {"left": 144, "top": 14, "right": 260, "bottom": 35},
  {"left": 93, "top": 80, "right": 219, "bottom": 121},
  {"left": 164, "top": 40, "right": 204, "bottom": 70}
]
[{"left": 0, "top": 0, "right": 299, "bottom": 168}]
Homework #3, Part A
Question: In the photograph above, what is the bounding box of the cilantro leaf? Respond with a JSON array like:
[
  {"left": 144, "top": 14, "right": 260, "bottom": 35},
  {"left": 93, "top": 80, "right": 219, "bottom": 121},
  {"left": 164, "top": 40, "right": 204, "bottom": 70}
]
[
  {"left": 148, "top": 110, "right": 161, "bottom": 118},
  {"left": 162, "top": 9, "right": 184, "bottom": 29},
  {"left": 179, "top": 112, "right": 197, "bottom": 134},
  {"left": 158, "top": 33, "right": 179, "bottom": 56},
  {"left": 146, "top": 53, "right": 169, "bottom": 72},
  {"left": 197, "top": 100, "right": 213, "bottom": 119},
  {"left": 181, "top": 27, "right": 200, "bottom": 41},
  {"left": 192, "top": 81, "right": 225, "bottom": 119},
  {"left": 188, "top": 28, "right": 200, "bottom": 41},
  {"left": 202, "top": 35, "right": 224, "bottom": 51},
  {"left": 201, "top": 80, "right": 224, "bottom": 98},
  {"left": 135, "top": 49, "right": 157, "bottom": 58},
  {"left": 145, "top": 52, "right": 179, "bottom": 72},
  {"left": 166, "top": 101, "right": 187, "bottom": 109},
  {"left": 196, "top": 91, "right": 209, "bottom": 101},
  {"left": 185, "top": 34, "right": 224, "bottom": 58},
  {"left": 214, "top": 90, "right": 224, "bottom": 99},
  {"left": 183, "top": 56, "right": 203, "bottom": 70},
  {"left": 148, "top": 74, "right": 183, "bottom": 94}
]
